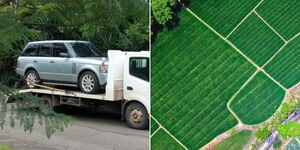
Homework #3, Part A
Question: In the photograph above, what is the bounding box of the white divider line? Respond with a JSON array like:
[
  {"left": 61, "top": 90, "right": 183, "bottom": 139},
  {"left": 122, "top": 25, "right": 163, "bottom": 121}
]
[
  {"left": 226, "top": 0, "right": 265, "bottom": 39},
  {"left": 151, "top": 116, "right": 188, "bottom": 150},
  {"left": 254, "top": 10, "right": 287, "bottom": 43},
  {"left": 262, "top": 32, "right": 300, "bottom": 68},
  {"left": 260, "top": 69, "right": 287, "bottom": 91},
  {"left": 151, "top": 126, "right": 161, "bottom": 137},
  {"left": 186, "top": 8, "right": 287, "bottom": 92},
  {"left": 227, "top": 69, "right": 260, "bottom": 124}
]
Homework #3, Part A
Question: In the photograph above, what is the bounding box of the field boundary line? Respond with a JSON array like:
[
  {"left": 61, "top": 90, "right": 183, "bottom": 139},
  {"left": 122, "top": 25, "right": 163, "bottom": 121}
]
[
  {"left": 254, "top": 10, "right": 287, "bottom": 42},
  {"left": 226, "top": 69, "right": 260, "bottom": 124},
  {"left": 261, "top": 69, "right": 287, "bottom": 91},
  {"left": 262, "top": 32, "right": 300, "bottom": 68},
  {"left": 186, "top": 8, "right": 259, "bottom": 68},
  {"left": 226, "top": 0, "right": 265, "bottom": 38},
  {"left": 151, "top": 116, "right": 188, "bottom": 150},
  {"left": 186, "top": 8, "right": 287, "bottom": 92},
  {"left": 151, "top": 126, "right": 161, "bottom": 137}
]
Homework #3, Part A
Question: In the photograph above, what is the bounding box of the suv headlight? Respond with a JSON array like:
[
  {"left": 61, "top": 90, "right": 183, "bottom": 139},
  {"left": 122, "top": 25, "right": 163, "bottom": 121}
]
[{"left": 99, "top": 64, "right": 108, "bottom": 73}]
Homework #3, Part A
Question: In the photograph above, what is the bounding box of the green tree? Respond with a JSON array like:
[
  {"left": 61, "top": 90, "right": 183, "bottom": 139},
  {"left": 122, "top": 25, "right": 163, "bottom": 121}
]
[
  {"left": 278, "top": 121, "right": 300, "bottom": 139},
  {"left": 0, "top": 0, "right": 149, "bottom": 82},
  {"left": 151, "top": 0, "right": 174, "bottom": 25}
]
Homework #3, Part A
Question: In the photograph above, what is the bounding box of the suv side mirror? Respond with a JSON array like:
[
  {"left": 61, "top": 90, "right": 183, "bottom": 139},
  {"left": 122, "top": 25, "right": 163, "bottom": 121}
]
[{"left": 59, "top": 52, "right": 69, "bottom": 57}]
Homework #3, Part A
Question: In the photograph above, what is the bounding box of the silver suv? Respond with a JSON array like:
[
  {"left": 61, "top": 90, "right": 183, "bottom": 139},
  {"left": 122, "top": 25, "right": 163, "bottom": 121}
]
[{"left": 15, "top": 40, "right": 108, "bottom": 94}]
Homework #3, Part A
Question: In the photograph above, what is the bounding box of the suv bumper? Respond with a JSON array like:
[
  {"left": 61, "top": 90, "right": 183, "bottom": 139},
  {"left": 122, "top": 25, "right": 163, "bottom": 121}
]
[{"left": 15, "top": 68, "right": 25, "bottom": 76}]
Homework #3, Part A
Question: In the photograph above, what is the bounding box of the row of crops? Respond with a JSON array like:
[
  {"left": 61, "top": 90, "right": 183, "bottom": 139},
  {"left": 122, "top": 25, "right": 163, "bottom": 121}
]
[
  {"left": 152, "top": 10, "right": 255, "bottom": 149},
  {"left": 151, "top": 0, "right": 300, "bottom": 149}
]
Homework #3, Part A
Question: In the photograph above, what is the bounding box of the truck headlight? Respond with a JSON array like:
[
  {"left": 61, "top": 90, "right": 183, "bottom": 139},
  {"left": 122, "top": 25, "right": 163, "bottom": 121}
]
[{"left": 99, "top": 64, "right": 108, "bottom": 73}]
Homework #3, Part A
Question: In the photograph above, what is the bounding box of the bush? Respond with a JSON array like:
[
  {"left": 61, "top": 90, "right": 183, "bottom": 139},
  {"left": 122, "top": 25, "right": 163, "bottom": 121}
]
[{"left": 255, "top": 127, "right": 270, "bottom": 140}]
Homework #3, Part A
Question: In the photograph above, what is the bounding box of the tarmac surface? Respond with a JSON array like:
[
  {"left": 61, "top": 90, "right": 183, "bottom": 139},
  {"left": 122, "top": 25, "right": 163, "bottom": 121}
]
[{"left": 0, "top": 106, "right": 149, "bottom": 150}]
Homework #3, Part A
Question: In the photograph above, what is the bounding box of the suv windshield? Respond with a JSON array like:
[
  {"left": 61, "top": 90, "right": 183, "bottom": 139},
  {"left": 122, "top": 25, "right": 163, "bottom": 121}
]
[{"left": 70, "top": 42, "right": 102, "bottom": 57}]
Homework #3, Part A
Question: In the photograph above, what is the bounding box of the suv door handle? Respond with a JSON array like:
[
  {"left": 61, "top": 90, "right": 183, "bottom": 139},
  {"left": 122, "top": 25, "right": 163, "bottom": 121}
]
[
  {"left": 33, "top": 60, "right": 38, "bottom": 63},
  {"left": 50, "top": 60, "right": 55, "bottom": 64},
  {"left": 127, "top": 86, "right": 133, "bottom": 90}
]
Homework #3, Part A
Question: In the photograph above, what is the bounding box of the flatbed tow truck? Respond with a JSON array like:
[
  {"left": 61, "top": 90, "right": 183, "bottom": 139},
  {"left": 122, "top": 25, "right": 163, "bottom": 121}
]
[{"left": 15, "top": 50, "right": 149, "bottom": 129}]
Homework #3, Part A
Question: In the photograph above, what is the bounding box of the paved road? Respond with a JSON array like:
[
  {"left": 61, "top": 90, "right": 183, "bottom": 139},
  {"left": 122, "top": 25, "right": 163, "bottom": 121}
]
[{"left": 0, "top": 107, "right": 149, "bottom": 150}]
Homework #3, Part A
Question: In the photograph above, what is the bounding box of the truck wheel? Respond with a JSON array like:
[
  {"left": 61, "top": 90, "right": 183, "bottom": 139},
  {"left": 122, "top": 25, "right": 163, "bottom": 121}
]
[
  {"left": 79, "top": 71, "right": 100, "bottom": 94},
  {"left": 125, "top": 102, "right": 149, "bottom": 129},
  {"left": 25, "top": 70, "right": 40, "bottom": 88}
]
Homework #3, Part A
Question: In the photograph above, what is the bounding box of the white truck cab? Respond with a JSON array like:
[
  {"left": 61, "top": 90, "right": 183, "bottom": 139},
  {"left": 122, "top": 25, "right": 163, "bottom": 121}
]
[{"left": 16, "top": 50, "right": 150, "bottom": 129}]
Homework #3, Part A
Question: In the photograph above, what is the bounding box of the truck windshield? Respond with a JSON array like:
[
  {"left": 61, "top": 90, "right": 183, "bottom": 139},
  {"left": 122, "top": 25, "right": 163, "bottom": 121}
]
[{"left": 70, "top": 42, "right": 103, "bottom": 57}]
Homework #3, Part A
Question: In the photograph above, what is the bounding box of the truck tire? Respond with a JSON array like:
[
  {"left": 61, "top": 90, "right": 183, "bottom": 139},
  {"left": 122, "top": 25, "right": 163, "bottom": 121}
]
[
  {"left": 125, "top": 102, "right": 149, "bottom": 130},
  {"left": 25, "top": 70, "right": 41, "bottom": 88},
  {"left": 79, "top": 71, "right": 100, "bottom": 94}
]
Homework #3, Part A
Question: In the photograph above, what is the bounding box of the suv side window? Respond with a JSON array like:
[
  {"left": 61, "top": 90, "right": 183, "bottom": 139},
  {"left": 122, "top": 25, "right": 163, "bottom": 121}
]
[
  {"left": 39, "top": 43, "right": 52, "bottom": 57},
  {"left": 129, "top": 57, "right": 149, "bottom": 82},
  {"left": 53, "top": 43, "right": 69, "bottom": 57},
  {"left": 21, "top": 44, "right": 39, "bottom": 56}
]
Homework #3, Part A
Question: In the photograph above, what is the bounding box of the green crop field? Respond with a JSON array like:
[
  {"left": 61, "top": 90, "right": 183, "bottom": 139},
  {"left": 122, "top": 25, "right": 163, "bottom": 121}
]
[
  {"left": 230, "top": 72, "right": 285, "bottom": 124},
  {"left": 213, "top": 130, "right": 253, "bottom": 150},
  {"left": 228, "top": 13, "right": 285, "bottom": 66},
  {"left": 151, "top": 129, "right": 185, "bottom": 150},
  {"left": 151, "top": 0, "right": 300, "bottom": 149},
  {"left": 265, "top": 36, "right": 300, "bottom": 88},
  {"left": 256, "top": 0, "right": 300, "bottom": 40},
  {"left": 189, "top": 0, "right": 261, "bottom": 37},
  {"left": 152, "top": 10, "right": 255, "bottom": 149},
  {"left": 151, "top": 118, "right": 159, "bottom": 134}
]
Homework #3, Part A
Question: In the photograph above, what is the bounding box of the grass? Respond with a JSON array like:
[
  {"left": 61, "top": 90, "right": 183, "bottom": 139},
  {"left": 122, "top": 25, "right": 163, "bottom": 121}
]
[
  {"left": 151, "top": 129, "right": 185, "bottom": 150},
  {"left": 0, "top": 145, "right": 12, "bottom": 150},
  {"left": 213, "top": 130, "right": 253, "bottom": 150},
  {"left": 151, "top": 118, "right": 159, "bottom": 134},
  {"left": 256, "top": 0, "right": 300, "bottom": 40},
  {"left": 265, "top": 36, "right": 300, "bottom": 88},
  {"left": 189, "top": 0, "right": 261, "bottom": 37},
  {"left": 230, "top": 72, "right": 285, "bottom": 124},
  {"left": 152, "top": 10, "right": 256, "bottom": 149},
  {"left": 228, "top": 13, "right": 285, "bottom": 66}
]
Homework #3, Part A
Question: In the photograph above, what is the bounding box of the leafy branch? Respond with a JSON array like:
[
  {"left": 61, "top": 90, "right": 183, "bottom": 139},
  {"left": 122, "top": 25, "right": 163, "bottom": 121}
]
[{"left": 0, "top": 84, "right": 74, "bottom": 138}]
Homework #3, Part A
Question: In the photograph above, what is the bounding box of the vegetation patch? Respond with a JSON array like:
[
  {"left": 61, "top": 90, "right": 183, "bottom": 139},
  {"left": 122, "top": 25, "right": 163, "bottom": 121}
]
[
  {"left": 189, "top": 0, "right": 261, "bottom": 36},
  {"left": 213, "top": 130, "right": 253, "bottom": 150},
  {"left": 151, "top": 129, "right": 185, "bottom": 150},
  {"left": 228, "top": 13, "right": 285, "bottom": 66},
  {"left": 0, "top": 145, "right": 12, "bottom": 150},
  {"left": 256, "top": 0, "right": 300, "bottom": 40},
  {"left": 230, "top": 72, "right": 285, "bottom": 124},
  {"left": 152, "top": 10, "right": 256, "bottom": 149},
  {"left": 265, "top": 36, "right": 300, "bottom": 88},
  {"left": 151, "top": 118, "right": 159, "bottom": 134}
]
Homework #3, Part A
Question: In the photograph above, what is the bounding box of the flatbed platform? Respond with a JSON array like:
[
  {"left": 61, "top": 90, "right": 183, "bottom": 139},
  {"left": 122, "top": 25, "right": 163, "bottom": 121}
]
[{"left": 19, "top": 88, "right": 107, "bottom": 100}]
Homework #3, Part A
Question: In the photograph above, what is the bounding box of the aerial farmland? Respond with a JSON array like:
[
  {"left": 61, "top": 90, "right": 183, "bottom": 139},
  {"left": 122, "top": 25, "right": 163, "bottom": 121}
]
[{"left": 151, "top": 0, "right": 300, "bottom": 149}]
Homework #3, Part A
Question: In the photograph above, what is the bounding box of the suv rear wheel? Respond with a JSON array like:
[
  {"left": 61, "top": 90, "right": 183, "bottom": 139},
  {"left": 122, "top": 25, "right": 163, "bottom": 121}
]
[
  {"left": 25, "top": 70, "right": 40, "bottom": 88},
  {"left": 79, "top": 71, "right": 100, "bottom": 94}
]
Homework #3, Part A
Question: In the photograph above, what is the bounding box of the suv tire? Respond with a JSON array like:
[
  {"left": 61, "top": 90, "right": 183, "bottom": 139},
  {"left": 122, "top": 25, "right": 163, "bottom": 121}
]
[
  {"left": 79, "top": 71, "right": 100, "bottom": 94},
  {"left": 25, "top": 70, "right": 41, "bottom": 88}
]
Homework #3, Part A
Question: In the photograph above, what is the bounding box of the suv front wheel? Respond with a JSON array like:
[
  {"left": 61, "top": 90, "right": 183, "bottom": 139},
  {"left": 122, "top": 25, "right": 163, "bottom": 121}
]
[{"left": 79, "top": 71, "right": 100, "bottom": 94}]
